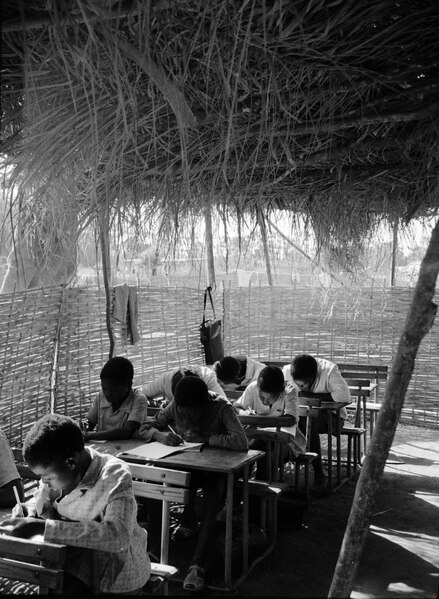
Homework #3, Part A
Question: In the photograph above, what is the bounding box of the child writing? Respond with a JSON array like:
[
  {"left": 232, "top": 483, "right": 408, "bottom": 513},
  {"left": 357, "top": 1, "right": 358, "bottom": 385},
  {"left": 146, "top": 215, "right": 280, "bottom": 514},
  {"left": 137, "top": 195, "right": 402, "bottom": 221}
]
[
  {"left": 137, "top": 375, "right": 248, "bottom": 592},
  {"left": 83, "top": 356, "right": 148, "bottom": 441},
  {"left": 234, "top": 365, "right": 306, "bottom": 480},
  {"left": 5, "top": 414, "right": 150, "bottom": 594}
]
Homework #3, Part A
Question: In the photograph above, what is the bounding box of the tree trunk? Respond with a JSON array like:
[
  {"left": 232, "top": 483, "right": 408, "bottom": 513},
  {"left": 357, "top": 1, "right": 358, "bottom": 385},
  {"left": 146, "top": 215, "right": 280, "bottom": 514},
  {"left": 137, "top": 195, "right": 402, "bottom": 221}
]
[
  {"left": 328, "top": 218, "right": 439, "bottom": 598},
  {"left": 204, "top": 202, "right": 216, "bottom": 286},
  {"left": 258, "top": 211, "right": 273, "bottom": 286}
]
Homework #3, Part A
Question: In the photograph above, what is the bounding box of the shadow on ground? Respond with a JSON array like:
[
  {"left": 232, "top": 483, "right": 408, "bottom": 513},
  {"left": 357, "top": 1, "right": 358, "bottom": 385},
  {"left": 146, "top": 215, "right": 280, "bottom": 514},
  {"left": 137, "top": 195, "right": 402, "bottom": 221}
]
[{"left": 167, "top": 424, "right": 439, "bottom": 598}]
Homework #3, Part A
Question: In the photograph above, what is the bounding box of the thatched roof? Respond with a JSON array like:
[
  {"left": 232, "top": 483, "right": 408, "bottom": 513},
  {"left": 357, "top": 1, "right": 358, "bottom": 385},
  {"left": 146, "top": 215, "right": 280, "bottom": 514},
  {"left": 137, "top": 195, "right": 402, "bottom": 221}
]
[{"left": 1, "top": 0, "right": 439, "bottom": 256}]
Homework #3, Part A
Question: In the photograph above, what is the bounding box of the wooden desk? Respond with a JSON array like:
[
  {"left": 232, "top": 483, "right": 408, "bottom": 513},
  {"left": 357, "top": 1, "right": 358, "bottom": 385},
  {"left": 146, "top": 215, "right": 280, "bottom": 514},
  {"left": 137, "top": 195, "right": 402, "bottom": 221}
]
[
  {"left": 87, "top": 440, "right": 264, "bottom": 590},
  {"left": 238, "top": 415, "right": 296, "bottom": 483},
  {"left": 298, "top": 395, "right": 349, "bottom": 491}
]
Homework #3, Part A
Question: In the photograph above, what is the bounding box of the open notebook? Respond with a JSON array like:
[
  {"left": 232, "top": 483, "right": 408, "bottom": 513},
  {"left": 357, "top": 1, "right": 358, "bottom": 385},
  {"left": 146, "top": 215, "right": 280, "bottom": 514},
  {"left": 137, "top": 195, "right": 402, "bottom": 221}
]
[{"left": 117, "top": 440, "right": 204, "bottom": 461}]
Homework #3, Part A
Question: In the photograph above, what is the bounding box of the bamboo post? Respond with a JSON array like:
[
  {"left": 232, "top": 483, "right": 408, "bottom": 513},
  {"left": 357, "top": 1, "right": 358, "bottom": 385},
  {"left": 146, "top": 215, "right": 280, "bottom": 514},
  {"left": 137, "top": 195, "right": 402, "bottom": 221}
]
[
  {"left": 328, "top": 218, "right": 439, "bottom": 597},
  {"left": 390, "top": 219, "right": 398, "bottom": 287},
  {"left": 258, "top": 211, "right": 273, "bottom": 286},
  {"left": 204, "top": 202, "right": 216, "bottom": 285},
  {"left": 99, "top": 214, "right": 115, "bottom": 360}
]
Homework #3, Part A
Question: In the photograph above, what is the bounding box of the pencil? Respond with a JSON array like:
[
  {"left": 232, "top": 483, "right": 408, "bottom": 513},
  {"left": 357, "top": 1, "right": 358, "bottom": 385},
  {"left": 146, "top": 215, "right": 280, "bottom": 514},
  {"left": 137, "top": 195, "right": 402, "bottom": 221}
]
[
  {"left": 13, "top": 485, "right": 24, "bottom": 517},
  {"left": 168, "top": 425, "right": 184, "bottom": 444}
]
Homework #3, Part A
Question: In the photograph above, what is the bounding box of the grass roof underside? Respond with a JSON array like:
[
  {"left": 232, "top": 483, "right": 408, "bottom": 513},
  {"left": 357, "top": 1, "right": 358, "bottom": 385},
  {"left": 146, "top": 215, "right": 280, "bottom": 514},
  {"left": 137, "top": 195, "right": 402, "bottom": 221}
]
[{"left": 1, "top": 0, "right": 439, "bottom": 258}]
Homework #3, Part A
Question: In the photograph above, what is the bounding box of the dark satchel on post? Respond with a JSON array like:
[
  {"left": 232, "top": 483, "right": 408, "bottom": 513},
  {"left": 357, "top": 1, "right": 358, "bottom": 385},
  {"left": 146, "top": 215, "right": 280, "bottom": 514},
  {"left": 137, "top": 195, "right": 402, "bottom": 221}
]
[{"left": 199, "top": 286, "right": 224, "bottom": 365}]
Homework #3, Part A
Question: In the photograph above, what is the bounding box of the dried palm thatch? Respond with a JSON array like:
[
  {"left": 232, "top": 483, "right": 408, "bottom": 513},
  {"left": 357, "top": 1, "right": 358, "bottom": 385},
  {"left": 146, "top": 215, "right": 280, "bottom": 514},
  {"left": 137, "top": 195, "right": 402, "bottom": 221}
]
[{"left": 1, "top": 0, "right": 439, "bottom": 262}]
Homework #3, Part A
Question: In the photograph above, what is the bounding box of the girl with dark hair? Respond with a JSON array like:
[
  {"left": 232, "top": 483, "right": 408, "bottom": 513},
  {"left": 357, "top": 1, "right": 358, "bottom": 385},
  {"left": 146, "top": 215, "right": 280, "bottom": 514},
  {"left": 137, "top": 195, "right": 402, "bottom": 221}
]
[{"left": 137, "top": 376, "right": 248, "bottom": 592}]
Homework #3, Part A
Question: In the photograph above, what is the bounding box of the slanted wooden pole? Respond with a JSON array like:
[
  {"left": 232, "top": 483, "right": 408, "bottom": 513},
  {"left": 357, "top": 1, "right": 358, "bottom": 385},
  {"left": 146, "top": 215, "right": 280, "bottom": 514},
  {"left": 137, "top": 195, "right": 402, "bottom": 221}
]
[
  {"left": 267, "top": 218, "right": 344, "bottom": 285},
  {"left": 204, "top": 202, "right": 216, "bottom": 285},
  {"left": 329, "top": 218, "right": 439, "bottom": 597},
  {"left": 258, "top": 211, "right": 273, "bottom": 286}
]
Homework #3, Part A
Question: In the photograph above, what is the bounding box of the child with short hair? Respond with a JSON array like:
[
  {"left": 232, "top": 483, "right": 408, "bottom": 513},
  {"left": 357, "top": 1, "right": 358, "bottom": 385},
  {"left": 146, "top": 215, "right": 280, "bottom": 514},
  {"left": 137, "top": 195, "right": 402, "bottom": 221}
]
[
  {"left": 234, "top": 365, "right": 306, "bottom": 479},
  {"left": 212, "top": 355, "right": 265, "bottom": 390},
  {"left": 6, "top": 414, "right": 150, "bottom": 594},
  {"left": 141, "top": 364, "right": 226, "bottom": 407},
  {"left": 0, "top": 426, "right": 24, "bottom": 507},
  {"left": 84, "top": 356, "right": 148, "bottom": 441}
]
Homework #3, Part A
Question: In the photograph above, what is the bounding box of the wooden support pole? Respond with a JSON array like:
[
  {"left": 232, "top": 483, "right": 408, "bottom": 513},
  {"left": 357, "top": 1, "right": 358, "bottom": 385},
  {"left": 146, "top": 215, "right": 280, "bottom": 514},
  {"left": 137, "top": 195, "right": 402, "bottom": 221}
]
[
  {"left": 99, "top": 213, "right": 115, "bottom": 360},
  {"left": 328, "top": 218, "right": 439, "bottom": 597},
  {"left": 258, "top": 211, "right": 273, "bottom": 286},
  {"left": 204, "top": 202, "right": 216, "bottom": 286},
  {"left": 390, "top": 219, "right": 398, "bottom": 287},
  {"left": 267, "top": 218, "right": 344, "bottom": 285}
]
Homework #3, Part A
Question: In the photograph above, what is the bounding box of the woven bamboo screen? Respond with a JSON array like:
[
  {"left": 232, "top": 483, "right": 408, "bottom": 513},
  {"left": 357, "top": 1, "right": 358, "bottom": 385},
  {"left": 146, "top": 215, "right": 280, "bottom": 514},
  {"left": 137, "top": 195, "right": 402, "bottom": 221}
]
[
  {"left": 0, "top": 287, "right": 62, "bottom": 446},
  {"left": 45, "top": 286, "right": 206, "bottom": 425},
  {"left": 1, "top": 283, "right": 438, "bottom": 447},
  {"left": 223, "top": 283, "right": 439, "bottom": 428}
]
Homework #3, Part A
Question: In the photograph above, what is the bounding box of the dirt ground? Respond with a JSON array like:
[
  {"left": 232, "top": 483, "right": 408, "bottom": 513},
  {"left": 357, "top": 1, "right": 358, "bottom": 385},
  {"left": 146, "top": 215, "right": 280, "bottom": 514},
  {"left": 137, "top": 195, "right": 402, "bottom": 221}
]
[{"left": 168, "top": 423, "right": 439, "bottom": 598}]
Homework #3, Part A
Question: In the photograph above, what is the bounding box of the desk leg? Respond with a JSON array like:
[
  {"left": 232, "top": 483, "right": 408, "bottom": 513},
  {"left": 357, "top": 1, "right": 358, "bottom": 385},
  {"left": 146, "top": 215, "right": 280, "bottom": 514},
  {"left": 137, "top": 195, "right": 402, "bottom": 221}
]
[
  {"left": 362, "top": 397, "right": 367, "bottom": 457},
  {"left": 224, "top": 473, "right": 234, "bottom": 588},
  {"left": 242, "top": 464, "right": 249, "bottom": 577},
  {"left": 327, "top": 415, "right": 333, "bottom": 491}
]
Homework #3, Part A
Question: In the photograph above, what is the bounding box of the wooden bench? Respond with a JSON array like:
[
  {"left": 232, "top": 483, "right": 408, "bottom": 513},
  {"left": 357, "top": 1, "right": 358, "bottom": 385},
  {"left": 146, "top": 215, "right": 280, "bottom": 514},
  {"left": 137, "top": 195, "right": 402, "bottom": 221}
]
[
  {"left": 0, "top": 535, "right": 67, "bottom": 594},
  {"left": 128, "top": 463, "right": 191, "bottom": 595}
]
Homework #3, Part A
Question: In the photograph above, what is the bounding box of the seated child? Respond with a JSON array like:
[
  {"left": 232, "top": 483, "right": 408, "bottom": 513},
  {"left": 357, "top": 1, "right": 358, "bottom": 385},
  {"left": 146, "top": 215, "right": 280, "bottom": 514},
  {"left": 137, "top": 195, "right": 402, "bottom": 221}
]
[
  {"left": 137, "top": 376, "right": 248, "bottom": 592},
  {"left": 84, "top": 356, "right": 148, "bottom": 441},
  {"left": 283, "top": 354, "right": 351, "bottom": 487},
  {"left": 234, "top": 365, "right": 306, "bottom": 480},
  {"left": 0, "top": 426, "right": 24, "bottom": 507},
  {"left": 5, "top": 414, "right": 150, "bottom": 594},
  {"left": 212, "top": 355, "right": 265, "bottom": 391},
  {"left": 141, "top": 364, "right": 226, "bottom": 407}
]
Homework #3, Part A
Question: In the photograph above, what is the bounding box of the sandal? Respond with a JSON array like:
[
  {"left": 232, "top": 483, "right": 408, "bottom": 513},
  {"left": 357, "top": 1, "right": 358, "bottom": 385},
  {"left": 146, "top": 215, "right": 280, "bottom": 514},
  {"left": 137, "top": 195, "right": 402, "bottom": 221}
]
[
  {"left": 183, "top": 564, "right": 205, "bottom": 592},
  {"left": 172, "top": 523, "right": 199, "bottom": 540}
]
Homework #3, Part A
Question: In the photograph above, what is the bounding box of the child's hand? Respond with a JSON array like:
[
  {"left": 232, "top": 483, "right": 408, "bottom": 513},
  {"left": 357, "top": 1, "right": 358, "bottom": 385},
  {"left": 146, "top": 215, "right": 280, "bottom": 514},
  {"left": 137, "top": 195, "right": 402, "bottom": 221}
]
[
  {"left": 3, "top": 518, "right": 45, "bottom": 539},
  {"left": 12, "top": 502, "right": 29, "bottom": 518},
  {"left": 156, "top": 431, "right": 183, "bottom": 446},
  {"left": 245, "top": 408, "right": 257, "bottom": 415}
]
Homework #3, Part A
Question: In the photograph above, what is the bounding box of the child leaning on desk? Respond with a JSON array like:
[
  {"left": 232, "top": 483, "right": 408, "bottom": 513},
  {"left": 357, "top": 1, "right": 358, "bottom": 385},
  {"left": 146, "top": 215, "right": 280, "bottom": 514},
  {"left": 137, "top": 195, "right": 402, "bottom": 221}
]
[
  {"left": 234, "top": 365, "right": 306, "bottom": 480},
  {"left": 83, "top": 356, "right": 148, "bottom": 441},
  {"left": 3, "top": 414, "right": 150, "bottom": 595},
  {"left": 136, "top": 375, "right": 248, "bottom": 593}
]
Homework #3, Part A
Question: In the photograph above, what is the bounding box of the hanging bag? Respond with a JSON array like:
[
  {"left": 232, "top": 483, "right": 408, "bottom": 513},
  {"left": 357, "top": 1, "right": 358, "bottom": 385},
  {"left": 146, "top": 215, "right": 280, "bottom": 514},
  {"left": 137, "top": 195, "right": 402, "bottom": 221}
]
[{"left": 199, "top": 286, "right": 224, "bottom": 364}]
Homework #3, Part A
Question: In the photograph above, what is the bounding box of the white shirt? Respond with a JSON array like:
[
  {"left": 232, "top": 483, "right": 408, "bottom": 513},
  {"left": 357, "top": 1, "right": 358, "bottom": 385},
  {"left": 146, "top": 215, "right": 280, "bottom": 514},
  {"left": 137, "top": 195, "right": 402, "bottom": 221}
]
[{"left": 283, "top": 357, "right": 350, "bottom": 419}]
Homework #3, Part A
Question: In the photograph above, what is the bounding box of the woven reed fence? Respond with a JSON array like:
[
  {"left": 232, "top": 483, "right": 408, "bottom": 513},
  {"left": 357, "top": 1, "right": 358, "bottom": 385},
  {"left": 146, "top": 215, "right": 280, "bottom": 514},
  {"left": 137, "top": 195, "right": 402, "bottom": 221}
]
[
  {"left": 223, "top": 283, "right": 439, "bottom": 429},
  {"left": 0, "top": 283, "right": 438, "bottom": 447},
  {"left": 0, "top": 285, "right": 205, "bottom": 446}
]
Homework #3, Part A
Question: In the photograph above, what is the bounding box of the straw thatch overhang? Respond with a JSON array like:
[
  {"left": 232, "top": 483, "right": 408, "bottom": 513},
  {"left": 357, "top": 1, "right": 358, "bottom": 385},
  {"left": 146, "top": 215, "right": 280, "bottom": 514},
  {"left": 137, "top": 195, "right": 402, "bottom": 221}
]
[{"left": 1, "top": 0, "right": 439, "bottom": 253}]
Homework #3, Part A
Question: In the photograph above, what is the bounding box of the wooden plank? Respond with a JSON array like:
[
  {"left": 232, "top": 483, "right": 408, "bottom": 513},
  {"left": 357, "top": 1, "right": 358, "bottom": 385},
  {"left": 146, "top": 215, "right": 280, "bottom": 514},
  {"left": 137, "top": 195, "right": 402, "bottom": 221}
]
[
  {"left": 0, "top": 559, "right": 63, "bottom": 590},
  {"left": 131, "top": 481, "right": 190, "bottom": 504},
  {"left": 129, "top": 464, "right": 191, "bottom": 486}
]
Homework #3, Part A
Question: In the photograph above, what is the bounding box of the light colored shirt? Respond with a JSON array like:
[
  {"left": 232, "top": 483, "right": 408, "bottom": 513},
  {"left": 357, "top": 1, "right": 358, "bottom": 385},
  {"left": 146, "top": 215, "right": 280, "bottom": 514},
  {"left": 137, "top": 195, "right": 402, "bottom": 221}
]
[
  {"left": 235, "top": 381, "right": 299, "bottom": 423},
  {"left": 87, "top": 387, "right": 148, "bottom": 431},
  {"left": 216, "top": 357, "right": 266, "bottom": 391},
  {"left": 283, "top": 358, "right": 351, "bottom": 419},
  {"left": 137, "top": 393, "right": 248, "bottom": 451},
  {"left": 141, "top": 365, "right": 226, "bottom": 402},
  {"left": 30, "top": 448, "right": 150, "bottom": 593},
  {"left": 0, "top": 427, "right": 20, "bottom": 488},
  {"left": 235, "top": 382, "right": 305, "bottom": 456}
]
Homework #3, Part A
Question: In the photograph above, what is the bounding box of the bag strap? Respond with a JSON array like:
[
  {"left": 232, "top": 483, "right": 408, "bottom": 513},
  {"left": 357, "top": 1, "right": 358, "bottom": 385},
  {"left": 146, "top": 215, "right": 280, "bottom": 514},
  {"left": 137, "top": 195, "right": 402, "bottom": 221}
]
[{"left": 202, "top": 285, "right": 216, "bottom": 323}]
